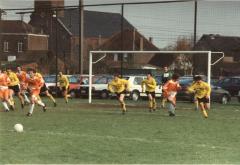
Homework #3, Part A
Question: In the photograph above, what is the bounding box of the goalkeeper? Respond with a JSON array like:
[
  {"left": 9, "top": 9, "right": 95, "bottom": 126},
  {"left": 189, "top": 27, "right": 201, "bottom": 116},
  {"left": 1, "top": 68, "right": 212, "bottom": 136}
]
[{"left": 108, "top": 74, "right": 130, "bottom": 115}]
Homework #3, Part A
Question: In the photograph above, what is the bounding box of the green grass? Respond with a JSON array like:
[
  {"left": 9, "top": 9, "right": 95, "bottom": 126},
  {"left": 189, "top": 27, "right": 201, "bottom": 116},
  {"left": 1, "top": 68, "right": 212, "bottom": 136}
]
[{"left": 0, "top": 98, "right": 240, "bottom": 164}]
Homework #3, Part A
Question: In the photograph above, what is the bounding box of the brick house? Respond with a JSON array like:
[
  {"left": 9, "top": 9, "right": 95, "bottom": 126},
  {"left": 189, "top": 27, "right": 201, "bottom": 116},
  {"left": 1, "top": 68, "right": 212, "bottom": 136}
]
[
  {"left": 0, "top": 20, "right": 49, "bottom": 72},
  {"left": 29, "top": 0, "right": 160, "bottom": 74},
  {"left": 94, "top": 29, "right": 159, "bottom": 73},
  {"left": 193, "top": 34, "right": 240, "bottom": 76}
]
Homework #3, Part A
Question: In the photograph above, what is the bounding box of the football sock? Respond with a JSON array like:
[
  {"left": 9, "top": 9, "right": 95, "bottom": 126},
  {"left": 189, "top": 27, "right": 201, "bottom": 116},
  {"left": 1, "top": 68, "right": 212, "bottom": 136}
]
[
  {"left": 2, "top": 102, "right": 9, "bottom": 111},
  {"left": 23, "top": 93, "right": 30, "bottom": 103},
  {"left": 48, "top": 95, "right": 56, "bottom": 103},
  {"left": 202, "top": 109, "right": 208, "bottom": 118},
  {"left": 29, "top": 104, "right": 35, "bottom": 114},
  {"left": 152, "top": 99, "right": 156, "bottom": 110},
  {"left": 162, "top": 98, "right": 166, "bottom": 108},
  {"left": 168, "top": 103, "right": 175, "bottom": 114},
  {"left": 120, "top": 102, "right": 126, "bottom": 112},
  {"left": 64, "top": 96, "right": 68, "bottom": 103},
  {"left": 37, "top": 100, "right": 45, "bottom": 107},
  {"left": 148, "top": 99, "right": 153, "bottom": 110}
]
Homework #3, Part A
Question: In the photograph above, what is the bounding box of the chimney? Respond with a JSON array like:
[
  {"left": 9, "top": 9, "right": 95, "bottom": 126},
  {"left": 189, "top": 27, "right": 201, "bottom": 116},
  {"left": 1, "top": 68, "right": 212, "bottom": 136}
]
[{"left": 149, "top": 37, "right": 153, "bottom": 43}]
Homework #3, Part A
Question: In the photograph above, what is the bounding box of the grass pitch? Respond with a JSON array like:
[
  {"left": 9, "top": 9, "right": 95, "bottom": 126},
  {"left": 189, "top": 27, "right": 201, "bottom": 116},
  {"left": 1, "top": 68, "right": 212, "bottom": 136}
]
[{"left": 0, "top": 98, "right": 240, "bottom": 164}]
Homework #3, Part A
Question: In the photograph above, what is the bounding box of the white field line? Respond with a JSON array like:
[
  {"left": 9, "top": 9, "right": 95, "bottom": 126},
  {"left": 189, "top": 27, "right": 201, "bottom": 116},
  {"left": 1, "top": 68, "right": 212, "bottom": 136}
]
[{"left": 0, "top": 129, "right": 232, "bottom": 151}]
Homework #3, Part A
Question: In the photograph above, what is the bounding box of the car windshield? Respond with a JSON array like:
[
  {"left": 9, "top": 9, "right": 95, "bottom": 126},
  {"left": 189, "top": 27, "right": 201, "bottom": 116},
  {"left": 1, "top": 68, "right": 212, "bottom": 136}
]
[
  {"left": 68, "top": 76, "right": 80, "bottom": 83},
  {"left": 44, "top": 76, "right": 56, "bottom": 83}
]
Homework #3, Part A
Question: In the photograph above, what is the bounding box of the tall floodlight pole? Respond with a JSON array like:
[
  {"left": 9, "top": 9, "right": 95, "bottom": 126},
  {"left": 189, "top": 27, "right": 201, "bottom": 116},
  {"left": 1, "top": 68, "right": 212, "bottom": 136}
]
[
  {"left": 193, "top": 0, "right": 198, "bottom": 46},
  {"left": 79, "top": 0, "right": 84, "bottom": 74}
]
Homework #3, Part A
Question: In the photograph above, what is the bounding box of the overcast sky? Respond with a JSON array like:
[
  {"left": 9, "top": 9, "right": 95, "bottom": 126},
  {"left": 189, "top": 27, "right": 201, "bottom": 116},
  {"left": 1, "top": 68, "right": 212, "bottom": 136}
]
[{"left": 1, "top": 0, "right": 240, "bottom": 48}]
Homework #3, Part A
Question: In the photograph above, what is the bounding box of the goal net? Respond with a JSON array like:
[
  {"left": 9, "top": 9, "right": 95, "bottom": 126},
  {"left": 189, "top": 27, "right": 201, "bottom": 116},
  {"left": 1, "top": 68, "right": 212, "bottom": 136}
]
[{"left": 88, "top": 50, "right": 224, "bottom": 103}]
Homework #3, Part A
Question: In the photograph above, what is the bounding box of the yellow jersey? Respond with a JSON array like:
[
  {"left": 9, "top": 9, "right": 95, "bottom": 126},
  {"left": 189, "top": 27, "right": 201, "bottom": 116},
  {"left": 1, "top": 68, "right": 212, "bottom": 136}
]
[
  {"left": 58, "top": 75, "right": 69, "bottom": 88},
  {"left": 108, "top": 78, "right": 129, "bottom": 93},
  {"left": 141, "top": 77, "right": 157, "bottom": 92},
  {"left": 188, "top": 81, "right": 211, "bottom": 99},
  {"left": 7, "top": 72, "right": 20, "bottom": 86}
]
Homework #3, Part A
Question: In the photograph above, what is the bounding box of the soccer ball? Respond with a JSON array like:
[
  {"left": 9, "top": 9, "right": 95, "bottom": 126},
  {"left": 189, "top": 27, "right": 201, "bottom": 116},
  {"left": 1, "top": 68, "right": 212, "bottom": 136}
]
[{"left": 14, "top": 124, "right": 23, "bottom": 133}]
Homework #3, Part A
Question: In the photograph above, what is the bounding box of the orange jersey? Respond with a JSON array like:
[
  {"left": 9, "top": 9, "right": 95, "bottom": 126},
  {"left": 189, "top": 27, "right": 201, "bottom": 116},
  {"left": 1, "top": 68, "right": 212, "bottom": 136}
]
[
  {"left": 26, "top": 75, "right": 42, "bottom": 96},
  {"left": 163, "top": 80, "right": 181, "bottom": 92},
  {"left": 16, "top": 71, "right": 27, "bottom": 83},
  {"left": 0, "top": 73, "right": 11, "bottom": 100},
  {"left": 0, "top": 73, "right": 10, "bottom": 87},
  {"left": 16, "top": 71, "right": 28, "bottom": 90},
  {"left": 35, "top": 72, "right": 44, "bottom": 87},
  {"left": 163, "top": 80, "right": 181, "bottom": 98}
]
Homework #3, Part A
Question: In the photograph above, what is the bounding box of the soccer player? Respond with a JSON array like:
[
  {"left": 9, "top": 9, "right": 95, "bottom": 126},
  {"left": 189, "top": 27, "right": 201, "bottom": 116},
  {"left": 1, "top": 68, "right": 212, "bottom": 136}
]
[
  {"left": 35, "top": 71, "right": 57, "bottom": 107},
  {"left": 108, "top": 74, "right": 129, "bottom": 114},
  {"left": 6, "top": 68, "right": 25, "bottom": 109},
  {"left": 16, "top": 66, "right": 30, "bottom": 104},
  {"left": 161, "top": 66, "right": 173, "bottom": 108},
  {"left": 189, "top": 80, "right": 199, "bottom": 111},
  {"left": 0, "top": 69, "right": 14, "bottom": 111},
  {"left": 141, "top": 73, "right": 157, "bottom": 112},
  {"left": 58, "top": 72, "right": 70, "bottom": 103},
  {"left": 26, "top": 69, "right": 46, "bottom": 116},
  {"left": 163, "top": 73, "right": 181, "bottom": 116},
  {"left": 187, "top": 76, "right": 211, "bottom": 118}
]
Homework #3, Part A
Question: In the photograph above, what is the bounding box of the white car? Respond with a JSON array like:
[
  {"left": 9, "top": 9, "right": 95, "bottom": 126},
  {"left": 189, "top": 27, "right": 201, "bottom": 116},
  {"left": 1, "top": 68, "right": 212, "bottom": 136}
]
[{"left": 122, "top": 75, "right": 162, "bottom": 101}]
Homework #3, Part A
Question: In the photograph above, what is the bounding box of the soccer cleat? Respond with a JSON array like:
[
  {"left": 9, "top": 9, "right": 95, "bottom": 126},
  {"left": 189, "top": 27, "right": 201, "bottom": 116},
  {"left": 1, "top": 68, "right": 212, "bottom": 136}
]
[
  {"left": 43, "top": 105, "right": 47, "bottom": 112},
  {"left": 149, "top": 109, "right": 152, "bottom": 112},
  {"left": 26, "top": 112, "right": 32, "bottom": 117},
  {"left": 10, "top": 105, "right": 15, "bottom": 111},
  {"left": 5, "top": 109, "right": 10, "bottom": 112},
  {"left": 21, "top": 103, "right": 24, "bottom": 109},
  {"left": 153, "top": 108, "right": 156, "bottom": 112},
  {"left": 54, "top": 102, "right": 57, "bottom": 107},
  {"left": 169, "top": 112, "right": 175, "bottom": 117}
]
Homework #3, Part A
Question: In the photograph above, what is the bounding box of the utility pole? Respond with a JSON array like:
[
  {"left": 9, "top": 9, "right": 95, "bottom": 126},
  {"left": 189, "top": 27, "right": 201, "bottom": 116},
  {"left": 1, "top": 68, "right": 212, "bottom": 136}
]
[
  {"left": 54, "top": 11, "right": 58, "bottom": 87},
  {"left": 79, "top": 0, "right": 84, "bottom": 74},
  {"left": 193, "top": 0, "right": 198, "bottom": 46},
  {"left": 120, "top": 4, "right": 124, "bottom": 77}
]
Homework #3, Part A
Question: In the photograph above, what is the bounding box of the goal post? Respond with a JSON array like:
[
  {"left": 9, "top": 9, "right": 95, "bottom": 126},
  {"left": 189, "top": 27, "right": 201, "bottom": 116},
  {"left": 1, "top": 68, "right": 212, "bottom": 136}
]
[{"left": 88, "top": 50, "right": 224, "bottom": 104}]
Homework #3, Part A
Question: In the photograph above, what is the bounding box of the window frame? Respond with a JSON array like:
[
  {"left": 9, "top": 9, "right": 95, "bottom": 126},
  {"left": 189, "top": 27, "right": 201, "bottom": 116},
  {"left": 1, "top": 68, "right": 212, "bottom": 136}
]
[
  {"left": 18, "top": 42, "right": 23, "bottom": 53},
  {"left": 3, "top": 41, "right": 9, "bottom": 52}
]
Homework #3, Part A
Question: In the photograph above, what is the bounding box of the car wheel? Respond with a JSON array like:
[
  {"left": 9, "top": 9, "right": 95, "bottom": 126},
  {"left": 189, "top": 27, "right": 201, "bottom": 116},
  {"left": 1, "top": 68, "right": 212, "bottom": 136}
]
[
  {"left": 100, "top": 90, "right": 109, "bottom": 99},
  {"left": 221, "top": 95, "right": 228, "bottom": 104},
  {"left": 69, "top": 90, "right": 76, "bottom": 98},
  {"left": 131, "top": 90, "right": 140, "bottom": 101}
]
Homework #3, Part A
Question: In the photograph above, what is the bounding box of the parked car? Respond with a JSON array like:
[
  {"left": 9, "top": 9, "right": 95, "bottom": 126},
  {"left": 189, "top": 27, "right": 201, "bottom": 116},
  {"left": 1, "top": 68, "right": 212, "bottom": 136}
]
[
  {"left": 69, "top": 75, "right": 112, "bottom": 98},
  {"left": 177, "top": 77, "right": 231, "bottom": 104},
  {"left": 121, "top": 75, "right": 162, "bottom": 101},
  {"left": 215, "top": 76, "right": 240, "bottom": 96},
  {"left": 44, "top": 75, "right": 81, "bottom": 97}
]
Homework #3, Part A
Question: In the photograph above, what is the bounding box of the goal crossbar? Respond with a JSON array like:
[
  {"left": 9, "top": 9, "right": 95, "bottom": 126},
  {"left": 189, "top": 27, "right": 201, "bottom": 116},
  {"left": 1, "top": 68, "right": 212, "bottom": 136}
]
[{"left": 88, "top": 50, "right": 223, "bottom": 103}]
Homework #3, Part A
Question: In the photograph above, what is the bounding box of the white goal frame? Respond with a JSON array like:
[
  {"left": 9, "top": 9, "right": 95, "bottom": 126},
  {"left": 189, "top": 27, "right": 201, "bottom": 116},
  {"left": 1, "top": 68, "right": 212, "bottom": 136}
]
[{"left": 88, "top": 50, "right": 224, "bottom": 103}]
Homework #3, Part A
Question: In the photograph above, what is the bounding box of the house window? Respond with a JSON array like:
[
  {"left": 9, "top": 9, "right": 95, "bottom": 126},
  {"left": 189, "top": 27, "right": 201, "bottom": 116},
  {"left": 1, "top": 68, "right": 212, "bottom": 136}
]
[
  {"left": 3, "top": 41, "right": 8, "bottom": 52},
  {"left": 18, "top": 42, "right": 23, "bottom": 52},
  {"left": 114, "top": 53, "right": 118, "bottom": 61}
]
